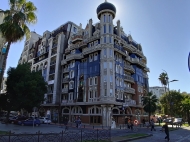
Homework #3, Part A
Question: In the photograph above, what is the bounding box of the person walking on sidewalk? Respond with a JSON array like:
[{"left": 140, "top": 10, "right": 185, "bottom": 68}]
[
  {"left": 150, "top": 119, "right": 156, "bottom": 131},
  {"left": 162, "top": 122, "right": 170, "bottom": 141}
]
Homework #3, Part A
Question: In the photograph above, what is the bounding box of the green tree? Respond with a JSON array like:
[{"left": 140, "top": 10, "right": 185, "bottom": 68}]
[
  {"left": 142, "top": 92, "right": 158, "bottom": 122},
  {"left": 158, "top": 72, "right": 168, "bottom": 92},
  {"left": 181, "top": 95, "right": 190, "bottom": 125},
  {"left": 160, "top": 90, "right": 183, "bottom": 117},
  {"left": 0, "top": 0, "right": 37, "bottom": 87},
  {"left": 5, "top": 63, "right": 47, "bottom": 123}
]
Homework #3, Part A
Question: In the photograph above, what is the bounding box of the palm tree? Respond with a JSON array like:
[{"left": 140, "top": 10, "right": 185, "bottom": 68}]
[
  {"left": 0, "top": 0, "right": 37, "bottom": 86},
  {"left": 158, "top": 72, "right": 168, "bottom": 92},
  {"left": 142, "top": 92, "right": 158, "bottom": 122}
]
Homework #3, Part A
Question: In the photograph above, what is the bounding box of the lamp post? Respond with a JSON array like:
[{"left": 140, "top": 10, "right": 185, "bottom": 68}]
[{"left": 162, "top": 70, "right": 178, "bottom": 117}]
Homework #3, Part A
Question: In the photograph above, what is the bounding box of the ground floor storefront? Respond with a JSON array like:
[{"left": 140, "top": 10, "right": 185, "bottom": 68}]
[{"left": 38, "top": 104, "right": 148, "bottom": 126}]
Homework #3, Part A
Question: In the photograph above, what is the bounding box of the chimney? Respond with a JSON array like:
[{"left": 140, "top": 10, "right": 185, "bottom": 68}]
[
  {"left": 117, "top": 20, "right": 121, "bottom": 37},
  {"left": 89, "top": 19, "right": 93, "bottom": 38}
]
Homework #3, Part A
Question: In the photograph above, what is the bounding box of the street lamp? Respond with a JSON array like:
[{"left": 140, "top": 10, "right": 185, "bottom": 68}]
[{"left": 162, "top": 70, "right": 178, "bottom": 117}]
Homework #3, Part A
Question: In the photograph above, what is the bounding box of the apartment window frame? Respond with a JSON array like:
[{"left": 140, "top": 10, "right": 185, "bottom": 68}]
[
  {"left": 94, "top": 77, "right": 97, "bottom": 85},
  {"left": 110, "top": 89, "right": 113, "bottom": 96},
  {"left": 69, "top": 81, "right": 74, "bottom": 89},
  {"left": 104, "top": 62, "right": 107, "bottom": 69},
  {"left": 110, "top": 76, "right": 113, "bottom": 82},
  {"left": 70, "top": 70, "right": 74, "bottom": 78},
  {"left": 104, "top": 25, "right": 106, "bottom": 33},
  {"left": 89, "top": 54, "right": 93, "bottom": 62},
  {"left": 94, "top": 52, "right": 98, "bottom": 61},
  {"left": 89, "top": 78, "right": 93, "bottom": 86},
  {"left": 104, "top": 37, "right": 106, "bottom": 43}
]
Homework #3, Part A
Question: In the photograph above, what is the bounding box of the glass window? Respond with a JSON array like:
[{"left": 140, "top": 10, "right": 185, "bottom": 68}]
[
  {"left": 104, "top": 15, "right": 106, "bottom": 22},
  {"left": 94, "top": 91, "right": 97, "bottom": 98},
  {"left": 109, "top": 25, "right": 112, "bottom": 33},
  {"left": 94, "top": 53, "right": 98, "bottom": 60},
  {"left": 89, "top": 54, "right": 93, "bottom": 62},
  {"left": 104, "top": 75, "right": 107, "bottom": 82},
  {"left": 110, "top": 89, "right": 113, "bottom": 96},
  {"left": 108, "top": 15, "right": 111, "bottom": 22},
  {"left": 110, "top": 49, "right": 112, "bottom": 56},
  {"left": 95, "top": 65, "right": 97, "bottom": 71},
  {"left": 104, "top": 89, "right": 107, "bottom": 96},
  {"left": 69, "top": 81, "right": 74, "bottom": 89},
  {"left": 104, "top": 48, "right": 106, "bottom": 56},
  {"left": 89, "top": 78, "right": 93, "bottom": 85},
  {"left": 109, "top": 62, "right": 112, "bottom": 69},
  {"left": 90, "top": 67, "right": 92, "bottom": 73},
  {"left": 109, "top": 36, "right": 112, "bottom": 43},
  {"left": 104, "top": 62, "right": 107, "bottom": 69},
  {"left": 104, "top": 25, "right": 106, "bottom": 33},
  {"left": 94, "top": 77, "right": 97, "bottom": 85},
  {"left": 104, "top": 37, "right": 106, "bottom": 43},
  {"left": 110, "top": 76, "right": 113, "bottom": 82}
]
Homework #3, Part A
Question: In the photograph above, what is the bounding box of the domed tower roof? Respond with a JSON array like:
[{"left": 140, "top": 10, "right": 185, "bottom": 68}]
[{"left": 96, "top": 0, "right": 116, "bottom": 19}]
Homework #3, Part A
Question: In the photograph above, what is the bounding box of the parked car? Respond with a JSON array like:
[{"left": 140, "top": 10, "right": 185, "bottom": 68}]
[
  {"left": 163, "top": 118, "right": 173, "bottom": 124},
  {"left": 173, "top": 118, "right": 183, "bottom": 125},
  {"left": 39, "top": 117, "right": 51, "bottom": 124},
  {"left": 18, "top": 118, "right": 41, "bottom": 126},
  {"left": 12, "top": 116, "right": 28, "bottom": 124}
]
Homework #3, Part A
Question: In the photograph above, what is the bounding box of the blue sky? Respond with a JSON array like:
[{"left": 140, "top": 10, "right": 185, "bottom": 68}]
[{"left": 1, "top": 0, "right": 190, "bottom": 93}]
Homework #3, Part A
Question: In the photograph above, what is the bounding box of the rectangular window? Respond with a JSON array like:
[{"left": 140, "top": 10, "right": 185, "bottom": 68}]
[
  {"left": 95, "top": 65, "right": 97, "bottom": 71},
  {"left": 109, "top": 62, "right": 112, "bottom": 69},
  {"left": 110, "top": 49, "right": 112, "bottom": 57},
  {"left": 90, "top": 67, "right": 92, "bottom": 73},
  {"left": 110, "top": 89, "right": 113, "bottom": 96},
  {"left": 104, "top": 75, "right": 107, "bottom": 82},
  {"left": 104, "top": 62, "right": 107, "bottom": 69},
  {"left": 94, "top": 53, "right": 98, "bottom": 60},
  {"left": 89, "top": 54, "right": 93, "bottom": 62},
  {"left": 104, "top": 48, "right": 106, "bottom": 56},
  {"left": 104, "top": 25, "right": 106, "bottom": 33},
  {"left": 105, "top": 89, "right": 107, "bottom": 96},
  {"left": 89, "top": 78, "right": 93, "bottom": 86},
  {"left": 109, "top": 25, "right": 112, "bottom": 34},
  {"left": 94, "top": 91, "right": 97, "bottom": 98},
  {"left": 110, "top": 76, "right": 113, "bottom": 82},
  {"left": 94, "top": 77, "right": 97, "bottom": 85},
  {"left": 104, "top": 15, "right": 106, "bottom": 22},
  {"left": 109, "top": 36, "right": 112, "bottom": 43},
  {"left": 104, "top": 37, "right": 106, "bottom": 43}
]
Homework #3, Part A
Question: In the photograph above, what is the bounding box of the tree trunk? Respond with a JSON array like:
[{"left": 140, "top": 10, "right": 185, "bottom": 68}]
[
  {"left": 5, "top": 109, "right": 10, "bottom": 124},
  {"left": 148, "top": 99, "right": 150, "bottom": 122},
  {"left": 0, "top": 42, "right": 11, "bottom": 87}
]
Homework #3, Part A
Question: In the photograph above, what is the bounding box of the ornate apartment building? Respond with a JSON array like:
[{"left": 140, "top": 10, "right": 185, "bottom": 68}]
[{"left": 19, "top": 1, "right": 149, "bottom": 126}]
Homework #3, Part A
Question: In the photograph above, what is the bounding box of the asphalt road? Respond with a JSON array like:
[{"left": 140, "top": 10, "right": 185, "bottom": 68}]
[{"left": 132, "top": 126, "right": 190, "bottom": 142}]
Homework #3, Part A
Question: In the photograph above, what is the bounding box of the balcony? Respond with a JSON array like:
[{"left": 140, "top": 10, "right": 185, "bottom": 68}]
[
  {"left": 143, "top": 72, "right": 148, "bottom": 78},
  {"left": 46, "top": 100, "right": 53, "bottom": 104},
  {"left": 62, "top": 78, "right": 69, "bottom": 83},
  {"left": 82, "top": 44, "right": 101, "bottom": 55},
  {"left": 144, "top": 67, "right": 150, "bottom": 72},
  {"left": 50, "top": 61, "right": 56, "bottom": 66},
  {"left": 123, "top": 75, "right": 135, "bottom": 83},
  {"left": 52, "top": 44, "right": 57, "bottom": 49},
  {"left": 124, "top": 64, "right": 135, "bottom": 73},
  {"left": 63, "top": 68, "right": 69, "bottom": 73},
  {"left": 61, "top": 100, "right": 68, "bottom": 103},
  {"left": 133, "top": 49, "right": 144, "bottom": 57},
  {"left": 61, "top": 60, "right": 67, "bottom": 65},
  {"left": 88, "top": 97, "right": 100, "bottom": 102},
  {"left": 131, "top": 58, "right": 145, "bottom": 67},
  {"left": 125, "top": 56, "right": 132, "bottom": 63},
  {"left": 49, "top": 70, "right": 55, "bottom": 75},
  {"left": 71, "top": 35, "right": 83, "bottom": 44},
  {"left": 123, "top": 99, "right": 136, "bottom": 106},
  {"left": 124, "top": 87, "right": 135, "bottom": 94},
  {"left": 62, "top": 88, "right": 68, "bottom": 94},
  {"left": 51, "top": 50, "right": 57, "bottom": 56},
  {"left": 65, "top": 53, "right": 83, "bottom": 61}
]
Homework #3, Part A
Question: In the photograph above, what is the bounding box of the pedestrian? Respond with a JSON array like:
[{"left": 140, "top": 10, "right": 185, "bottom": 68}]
[
  {"left": 142, "top": 118, "right": 145, "bottom": 127},
  {"left": 150, "top": 119, "right": 156, "bottom": 131},
  {"left": 162, "top": 122, "right": 170, "bottom": 141}
]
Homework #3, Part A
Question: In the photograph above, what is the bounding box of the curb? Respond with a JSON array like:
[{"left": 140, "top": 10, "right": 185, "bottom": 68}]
[{"left": 112, "top": 134, "right": 153, "bottom": 142}]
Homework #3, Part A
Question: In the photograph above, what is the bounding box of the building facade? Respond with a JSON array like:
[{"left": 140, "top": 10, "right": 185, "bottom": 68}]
[
  {"left": 19, "top": 1, "right": 150, "bottom": 126},
  {"left": 149, "top": 86, "right": 168, "bottom": 99}
]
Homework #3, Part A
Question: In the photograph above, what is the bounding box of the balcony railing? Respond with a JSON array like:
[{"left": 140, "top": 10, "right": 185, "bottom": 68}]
[
  {"left": 131, "top": 58, "right": 146, "bottom": 67},
  {"left": 123, "top": 99, "right": 136, "bottom": 106},
  {"left": 62, "top": 88, "right": 68, "bottom": 94},
  {"left": 63, "top": 68, "right": 69, "bottom": 73},
  {"left": 71, "top": 35, "right": 83, "bottom": 43},
  {"left": 123, "top": 75, "right": 135, "bottom": 83},
  {"left": 62, "top": 78, "right": 69, "bottom": 83},
  {"left": 65, "top": 53, "right": 83, "bottom": 61},
  {"left": 82, "top": 44, "right": 101, "bottom": 55},
  {"left": 124, "top": 64, "right": 135, "bottom": 73},
  {"left": 124, "top": 87, "right": 135, "bottom": 94},
  {"left": 88, "top": 97, "right": 100, "bottom": 102},
  {"left": 51, "top": 50, "right": 57, "bottom": 56}
]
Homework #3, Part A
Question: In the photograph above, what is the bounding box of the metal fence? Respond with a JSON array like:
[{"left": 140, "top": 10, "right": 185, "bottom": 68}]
[{"left": 0, "top": 129, "right": 111, "bottom": 142}]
